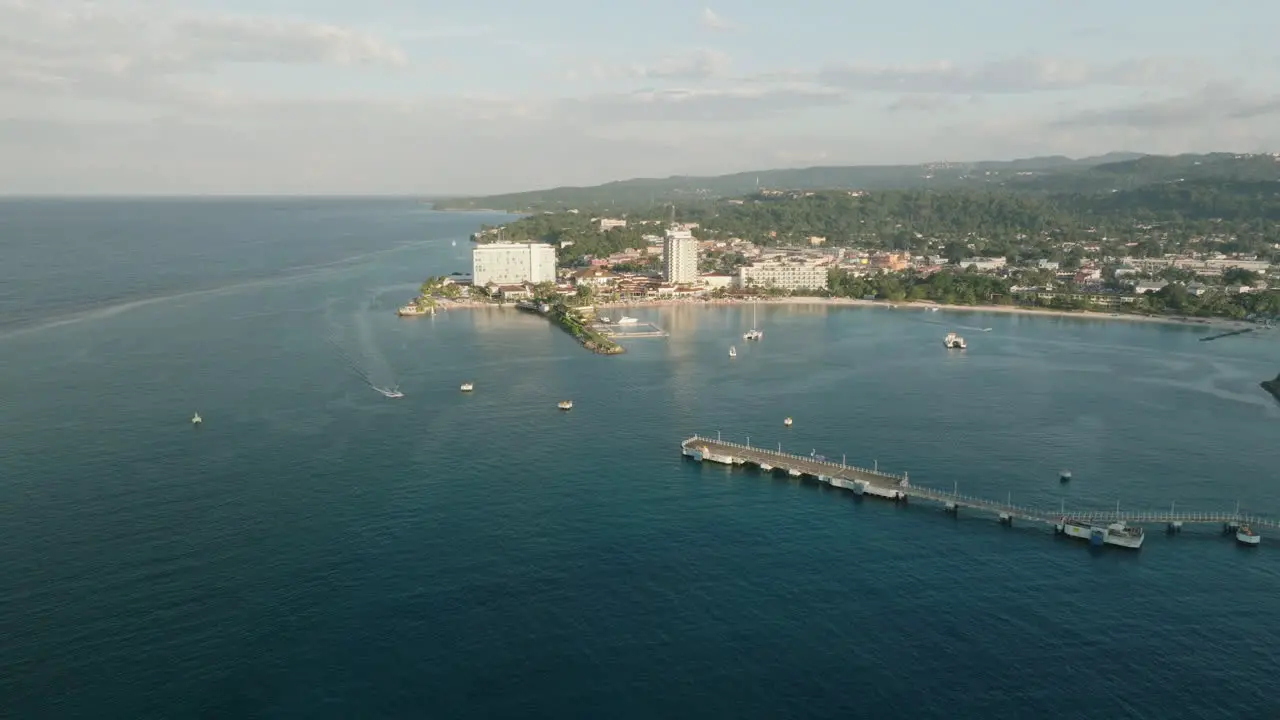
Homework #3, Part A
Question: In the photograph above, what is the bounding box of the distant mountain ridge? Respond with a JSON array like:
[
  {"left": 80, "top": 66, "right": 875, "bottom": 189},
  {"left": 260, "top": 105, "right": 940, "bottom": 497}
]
[{"left": 436, "top": 152, "right": 1280, "bottom": 212}]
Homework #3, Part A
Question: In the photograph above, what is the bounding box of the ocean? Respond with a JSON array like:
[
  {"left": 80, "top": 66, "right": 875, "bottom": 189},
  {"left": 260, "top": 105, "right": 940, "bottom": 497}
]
[{"left": 1, "top": 198, "right": 1278, "bottom": 718}]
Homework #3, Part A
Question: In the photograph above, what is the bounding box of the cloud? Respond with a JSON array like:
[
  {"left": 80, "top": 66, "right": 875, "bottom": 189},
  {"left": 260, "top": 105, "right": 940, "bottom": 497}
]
[
  {"left": 633, "top": 49, "right": 730, "bottom": 80},
  {"left": 701, "top": 8, "right": 732, "bottom": 31},
  {"left": 559, "top": 85, "right": 848, "bottom": 123},
  {"left": 1051, "top": 85, "right": 1280, "bottom": 128},
  {"left": 0, "top": 0, "right": 407, "bottom": 108},
  {"left": 818, "top": 55, "right": 1197, "bottom": 94}
]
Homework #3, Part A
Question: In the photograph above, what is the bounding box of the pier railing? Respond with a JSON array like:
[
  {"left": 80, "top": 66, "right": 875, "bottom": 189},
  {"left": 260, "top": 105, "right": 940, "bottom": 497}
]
[
  {"left": 684, "top": 434, "right": 1280, "bottom": 530},
  {"left": 685, "top": 434, "right": 908, "bottom": 482}
]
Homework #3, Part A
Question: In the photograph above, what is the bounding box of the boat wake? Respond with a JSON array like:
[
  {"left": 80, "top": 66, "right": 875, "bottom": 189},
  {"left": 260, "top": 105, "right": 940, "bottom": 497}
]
[{"left": 325, "top": 296, "right": 401, "bottom": 395}]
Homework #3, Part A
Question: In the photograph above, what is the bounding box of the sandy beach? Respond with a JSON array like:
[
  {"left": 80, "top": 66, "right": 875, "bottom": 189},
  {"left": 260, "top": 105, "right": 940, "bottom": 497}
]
[{"left": 431, "top": 295, "right": 1253, "bottom": 330}]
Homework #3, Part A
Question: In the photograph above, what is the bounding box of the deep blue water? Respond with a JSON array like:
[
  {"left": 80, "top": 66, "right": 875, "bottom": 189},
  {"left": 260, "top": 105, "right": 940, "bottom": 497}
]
[{"left": 1, "top": 199, "right": 1279, "bottom": 718}]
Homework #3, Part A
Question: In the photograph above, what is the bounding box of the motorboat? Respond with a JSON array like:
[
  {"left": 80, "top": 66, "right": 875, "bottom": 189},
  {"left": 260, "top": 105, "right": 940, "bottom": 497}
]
[
  {"left": 729, "top": 345, "right": 737, "bottom": 357},
  {"left": 375, "top": 386, "right": 404, "bottom": 398},
  {"left": 557, "top": 400, "right": 573, "bottom": 410},
  {"left": 460, "top": 382, "right": 474, "bottom": 392}
]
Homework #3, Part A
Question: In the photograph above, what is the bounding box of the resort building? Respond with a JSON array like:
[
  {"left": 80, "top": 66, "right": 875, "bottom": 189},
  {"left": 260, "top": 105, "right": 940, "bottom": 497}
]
[
  {"left": 663, "top": 228, "right": 699, "bottom": 283},
  {"left": 472, "top": 242, "right": 557, "bottom": 286}
]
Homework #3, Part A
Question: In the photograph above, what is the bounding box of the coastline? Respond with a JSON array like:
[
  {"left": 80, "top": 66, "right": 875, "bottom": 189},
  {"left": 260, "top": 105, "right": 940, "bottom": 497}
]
[{"left": 428, "top": 296, "right": 1256, "bottom": 330}]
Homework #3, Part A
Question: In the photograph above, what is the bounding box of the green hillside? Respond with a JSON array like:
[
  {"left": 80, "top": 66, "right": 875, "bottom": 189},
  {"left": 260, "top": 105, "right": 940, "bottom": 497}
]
[
  {"left": 435, "top": 151, "right": 1263, "bottom": 212},
  {"left": 434, "top": 153, "right": 1147, "bottom": 212}
]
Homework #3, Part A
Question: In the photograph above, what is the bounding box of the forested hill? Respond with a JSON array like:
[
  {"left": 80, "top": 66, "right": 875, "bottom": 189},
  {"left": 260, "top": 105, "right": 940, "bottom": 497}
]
[{"left": 436, "top": 152, "right": 1280, "bottom": 212}]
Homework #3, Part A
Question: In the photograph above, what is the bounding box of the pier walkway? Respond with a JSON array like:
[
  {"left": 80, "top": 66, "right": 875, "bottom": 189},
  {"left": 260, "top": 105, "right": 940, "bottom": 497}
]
[{"left": 681, "top": 434, "right": 1280, "bottom": 531}]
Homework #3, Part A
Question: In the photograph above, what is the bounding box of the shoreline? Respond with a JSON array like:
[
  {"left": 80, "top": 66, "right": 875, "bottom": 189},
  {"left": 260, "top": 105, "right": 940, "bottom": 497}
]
[{"left": 433, "top": 297, "right": 1255, "bottom": 330}]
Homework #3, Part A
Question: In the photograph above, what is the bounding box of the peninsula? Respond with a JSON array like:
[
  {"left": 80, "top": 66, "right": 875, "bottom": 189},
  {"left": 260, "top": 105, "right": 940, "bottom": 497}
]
[{"left": 1263, "top": 374, "right": 1280, "bottom": 402}]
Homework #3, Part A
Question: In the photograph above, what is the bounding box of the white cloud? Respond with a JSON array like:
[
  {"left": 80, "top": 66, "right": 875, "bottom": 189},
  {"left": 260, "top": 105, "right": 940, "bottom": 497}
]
[
  {"left": 0, "top": 0, "right": 407, "bottom": 108},
  {"left": 1051, "top": 85, "right": 1280, "bottom": 128},
  {"left": 633, "top": 49, "right": 731, "bottom": 80},
  {"left": 817, "top": 55, "right": 1198, "bottom": 94},
  {"left": 701, "top": 8, "right": 732, "bottom": 31}
]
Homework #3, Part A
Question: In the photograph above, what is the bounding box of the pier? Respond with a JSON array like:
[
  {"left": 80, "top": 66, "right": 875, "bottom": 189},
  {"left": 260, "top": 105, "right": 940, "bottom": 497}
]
[
  {"left": 594, "top": 321, "right": 669, "bottom": 338},
  {"left": 681, "top": 434, "right": 1280, "bottom": 539}
]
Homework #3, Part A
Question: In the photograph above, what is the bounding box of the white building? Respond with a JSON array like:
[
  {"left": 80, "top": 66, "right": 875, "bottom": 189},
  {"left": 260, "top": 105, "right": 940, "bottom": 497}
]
[
  {"left": 738, "top": 262, "right": 829, "bottom": 291},
  {"left": 598, "top": 218, "right": 627, "bottom": 231},
  {"left": 663, "top": 228, "right": 698, "bottom": 283},
  {"left": 962, "top": 257, "right": 1007, "bottom": 271},
  {"left": 472, "top": 242, "right": 557, "bottom": 286}
]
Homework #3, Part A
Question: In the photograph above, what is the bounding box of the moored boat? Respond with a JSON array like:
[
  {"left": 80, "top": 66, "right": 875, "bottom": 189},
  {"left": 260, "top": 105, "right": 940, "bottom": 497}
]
[{"left": 1237, "top": 525, "right": 1261, "bottom": 546}]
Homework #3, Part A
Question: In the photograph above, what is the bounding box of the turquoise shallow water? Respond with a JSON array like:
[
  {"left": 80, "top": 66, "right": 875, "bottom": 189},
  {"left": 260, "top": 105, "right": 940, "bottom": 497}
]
[{"left": 1, "top": 199, "right": 1279, "bottom": 718}]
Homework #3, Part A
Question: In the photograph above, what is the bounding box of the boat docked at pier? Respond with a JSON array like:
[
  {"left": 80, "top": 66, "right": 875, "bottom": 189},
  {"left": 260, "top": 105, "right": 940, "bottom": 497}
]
[
  {"left": 943, "top": 332, "right": 966, "bottom": 349},
  {"left": 1056, "top": 518, "right": 1145, "bottom": 549},
  {"left": 617, "top": 316, "right": 638, "bottom": 325},
  {"left": 1237, "top": 525, "right": 1261, "bottom": 546}
]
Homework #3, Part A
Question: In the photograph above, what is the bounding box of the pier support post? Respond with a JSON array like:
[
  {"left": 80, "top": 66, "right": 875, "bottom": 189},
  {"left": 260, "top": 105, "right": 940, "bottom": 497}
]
[{"left": 1167, "top": 521, "right": 1182, "bottom": 535}]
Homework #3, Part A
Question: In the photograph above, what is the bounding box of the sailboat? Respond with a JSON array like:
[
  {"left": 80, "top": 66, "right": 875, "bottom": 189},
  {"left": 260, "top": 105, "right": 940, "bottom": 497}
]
[
  {"left": 729, "top": 345, "right": 737, "bottom": 357},
  {"left": 743, "top": 302, "right": 763, "bottom": 341}
]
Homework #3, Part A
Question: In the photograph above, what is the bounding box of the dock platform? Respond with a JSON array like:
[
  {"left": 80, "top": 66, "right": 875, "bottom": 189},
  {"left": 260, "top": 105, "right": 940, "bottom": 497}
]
[{"left": 681, "top": 434, "right": 1280, "bottom": 539}]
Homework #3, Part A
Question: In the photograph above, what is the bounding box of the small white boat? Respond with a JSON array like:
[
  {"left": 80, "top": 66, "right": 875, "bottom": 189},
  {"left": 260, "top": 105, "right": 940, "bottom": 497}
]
[
  {"left": 557, "top": 400, "right": 573, "bottom": 410},
  {"left": 1060, "top": 470, "right": 1071, "bottom": 483},
  {"left": 460, "top": 382, "right": 474, "bottom": 392},
  {"left": 944, "top": 332, "right": 966, "bottom": 349},
  {"left": 1237, "top": 525, "right": 1261, "bottom": 546},
  {"left": 451, "top": 240, "right": 457, "bottom": 246},
  {"left": 783, "top": 417, "right": 793, "bottom": 427},
  {"left": 729, "top": 345, "right": 737, "bottom": 357},
  {"left": 375, "top": 386, "right": 404, "bottom": 398},
  {"left": 618, "top": 316, "right": 638, "bottom": 324},
  {"left": 191, "top": 412, "right": 202, "bottom": 425},
  {"left": 599, "top": 316, "right": 611, "bottom": 323}
]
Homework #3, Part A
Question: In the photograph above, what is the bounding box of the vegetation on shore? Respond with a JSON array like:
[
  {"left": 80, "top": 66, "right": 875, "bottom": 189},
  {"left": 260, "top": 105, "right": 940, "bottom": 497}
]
[
  {"left": 549, "top": 304, "right": 624, "bottom": 354},
  {"left": 826, "top": 267, "right": 1280, "bottom": 320},
  {"left": 436, "top": 152, "right": 1280, "bottom": 212},
  {"left": 479, "top": 183, "right": 1280, "bottom": 263},
  {"left": 512, "top": 282, "right": 623, "bottom": 354}
]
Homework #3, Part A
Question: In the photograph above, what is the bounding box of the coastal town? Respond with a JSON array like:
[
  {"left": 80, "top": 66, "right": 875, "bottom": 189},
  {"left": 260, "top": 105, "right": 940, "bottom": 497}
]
[{"left": 399, "top": 211, "right": 1280, "bottom": 326}]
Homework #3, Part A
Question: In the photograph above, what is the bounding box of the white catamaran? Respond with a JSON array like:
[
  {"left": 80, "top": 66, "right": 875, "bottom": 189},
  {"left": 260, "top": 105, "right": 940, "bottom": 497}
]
[{"left": 743, "top": 302, "right": 763, "bottom": 341}]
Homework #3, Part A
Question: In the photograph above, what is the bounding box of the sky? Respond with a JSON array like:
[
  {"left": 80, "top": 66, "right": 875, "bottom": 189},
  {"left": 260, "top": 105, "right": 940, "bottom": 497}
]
[{"left": 2, "top": 0, "right": 1280, "bottom": 195}]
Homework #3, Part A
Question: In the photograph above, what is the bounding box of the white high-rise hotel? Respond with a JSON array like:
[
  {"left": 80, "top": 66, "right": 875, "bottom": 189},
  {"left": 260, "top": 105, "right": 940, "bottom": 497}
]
[
  {"left": 663, "top": 227, "right": 698, "bottom": 283},
  {"left": 472, "top": 242, "right": 557, "bottom": 286}
]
